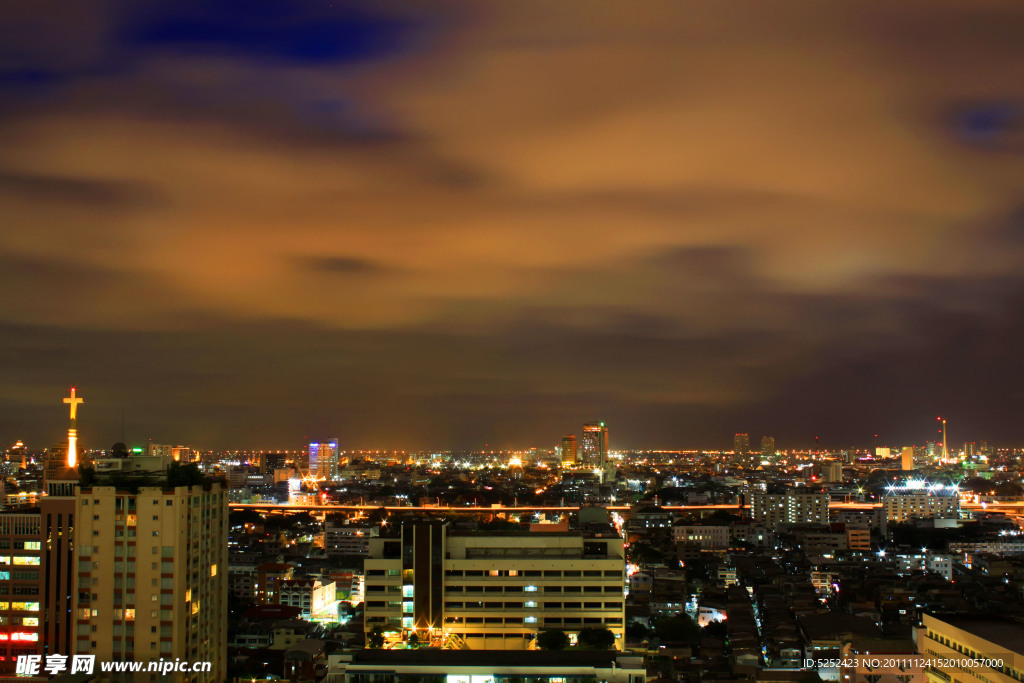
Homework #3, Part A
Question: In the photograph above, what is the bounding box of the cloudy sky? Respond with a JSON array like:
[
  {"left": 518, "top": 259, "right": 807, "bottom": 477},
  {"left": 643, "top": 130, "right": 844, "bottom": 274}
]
[{"left": 1, "top": 0, "right": 1022, "bottom": 451}]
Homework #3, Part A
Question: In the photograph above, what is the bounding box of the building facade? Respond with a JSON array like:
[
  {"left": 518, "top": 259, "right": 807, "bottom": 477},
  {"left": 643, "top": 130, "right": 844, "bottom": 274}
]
[
  {"left": 751, "top": 490, "right": 829, "bottom": 530},
  {"left": 882, "top": 494, "right": 959, "bottom": 522},
  {"left": 918, "top": 613, "right": 1024, "bottom": 683},
  {"left": 364, "top": 522, "right": 626, "bottom": 650},
  {"left": 560, "top": 435, "right": 577, "bottom": 467},
  {"left": 323, "top": 523, "right": 378, "bottom": 556},
  {"left": 673, "top": 525, "right": 730, "bottom": 549}
]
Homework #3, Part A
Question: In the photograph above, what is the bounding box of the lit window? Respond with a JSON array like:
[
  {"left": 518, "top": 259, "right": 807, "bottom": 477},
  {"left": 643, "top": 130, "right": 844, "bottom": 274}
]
[
  {"left": 23, "top": 542, "right": 40, "bottom": 551},
  {"left": 402, "top": 585, "right": 414, "bottom": 598},
  {"left": 524, "top": 586, "right": 538, "bottom": 592},
  {"left": 525, "top": 616, "right": 538, "bottom": 624},
  {"left": 525, "top": 601, "right": 538, "bottom": 608},
  {"left": 12, "top": 557, "right": 39, "bottom": 566},
  {"left": 210, "top": 564, "right": 217, "bottom": 577}
]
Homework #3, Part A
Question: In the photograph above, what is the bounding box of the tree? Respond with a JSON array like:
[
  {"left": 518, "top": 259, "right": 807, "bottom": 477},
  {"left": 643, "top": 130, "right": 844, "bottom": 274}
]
[
  {"left": 702, "top": 620, "right": 728, "bottom": 639},
  {"left": 229, "top": 508, "right": 263, "bottom": 527},
  {"left": 536, "top": 629, "right": 570, "bottom": 650},
  {"left": 653, "top": 613, "right": 701, "bottom": 645},
  {"left": 407, "top": 631, "right": 420, "bottom": 648},
  {"left": 77, "top": 464, "right": 97, "bottom": 487},
  {"left": 576, "top": 627, "right": 615, "bottom": 650},
  {"left": 625, "top": 620, "right": 650, "bottom": 640},
  {"left": 166, "top": 462, "right": 205, "bottom": 487},
  {"left": 367, "top": 625, "right": 385, "bottom": 649}
]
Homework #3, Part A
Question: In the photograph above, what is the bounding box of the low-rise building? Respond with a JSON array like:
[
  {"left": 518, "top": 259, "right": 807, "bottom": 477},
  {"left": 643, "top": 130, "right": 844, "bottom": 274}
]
[
  {"left": 673, "top": 525, "right": 730, "bottom": 549},
  {"left": 323, "top": 522, "right": 378, "bottom": 556},
  {"left": 278, "top": 579, "right": 338, "bottom": 621}
]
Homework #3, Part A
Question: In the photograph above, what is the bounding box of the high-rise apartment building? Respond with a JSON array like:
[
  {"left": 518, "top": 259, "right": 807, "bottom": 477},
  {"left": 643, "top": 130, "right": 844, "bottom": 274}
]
[
  {"left": 750, "top": 489, "right": 829, "bottom": 530},
  {"left": 580, "top": 423, "right": 608, "bottom": 468},
  {"left": 760, "top": 436, "right": 775, "bottom": 459},
  {"left": 733, "top": 433, "right": 749, "bottom": 456},
  {"left": 74, "top": 479, "right": 228, "bottom": 682},
  {"left": 40, "top": 472, "right": 78, "bottom": 663},
  {"left": 363, "top": 521, "right": 626, "bottom": 650},
  {"left": 560, "top": 435, "right": 577, "bottom": 466}
]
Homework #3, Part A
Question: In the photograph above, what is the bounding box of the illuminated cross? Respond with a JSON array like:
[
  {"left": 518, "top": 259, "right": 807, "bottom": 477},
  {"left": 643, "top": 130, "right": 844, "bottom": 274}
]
[{"left": 63, "top": 387, "right": 84, "bottom": 422}]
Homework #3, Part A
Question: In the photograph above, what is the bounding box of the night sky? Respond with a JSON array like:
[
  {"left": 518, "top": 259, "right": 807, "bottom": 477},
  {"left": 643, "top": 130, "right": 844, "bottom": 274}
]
[{"left": 1, "top": 1, "right": 1023, "bottom": 451}]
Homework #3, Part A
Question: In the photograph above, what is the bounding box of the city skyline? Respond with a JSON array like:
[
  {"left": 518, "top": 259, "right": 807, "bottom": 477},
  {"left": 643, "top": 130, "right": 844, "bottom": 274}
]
[
  {"left": 1, "top": 2, "right": 1023, "bottom": 449},
  {"left": 0, "top": 388, "right": 1009, "bottom": 455}
]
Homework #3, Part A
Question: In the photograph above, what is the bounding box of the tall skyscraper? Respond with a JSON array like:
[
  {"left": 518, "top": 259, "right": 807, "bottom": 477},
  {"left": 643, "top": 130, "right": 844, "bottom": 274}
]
[
  {"left": 760, "top": 435, "right": 775, "bottom": 459},
  {"left": 560, "top": 435, "right": 577, "bottom": 466},
  {"left": 733, "top": 433, "right": 750, "bottom": 455},
  {"left": 308, "top": 439, "right": 340, "bottom": 480},
  {"left": 580, "top": 423, "right": 608, "bottom": 468}
]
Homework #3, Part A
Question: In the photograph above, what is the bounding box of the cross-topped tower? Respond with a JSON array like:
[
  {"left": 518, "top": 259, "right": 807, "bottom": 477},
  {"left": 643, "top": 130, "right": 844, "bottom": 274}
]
[
  {"left": 63, "top": 386, "right": 83, "bottom": 468},
  {"left": 64, "top": 386, "right": 83, "bottom": 422}
]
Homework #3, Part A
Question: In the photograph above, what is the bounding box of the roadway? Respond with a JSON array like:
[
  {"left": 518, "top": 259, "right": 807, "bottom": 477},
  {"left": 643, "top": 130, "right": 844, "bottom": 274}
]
[
  {"left": 228, "top": 500, "right": 1018, "bottom": 515},
  {"left": 228, "top": 502, "right": 882, "bottom": 513}
]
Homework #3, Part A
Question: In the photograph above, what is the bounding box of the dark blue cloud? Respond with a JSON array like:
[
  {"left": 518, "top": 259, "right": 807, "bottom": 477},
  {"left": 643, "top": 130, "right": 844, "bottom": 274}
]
[
  {"left": 0, "top": 67, "right": 73, "bottom": 104},
  {"left": 953, "top": 101, "right": 1020, "bottom": 147},
  {"left": 122, "top": 0, "right": 413, "bottom": 65}
]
